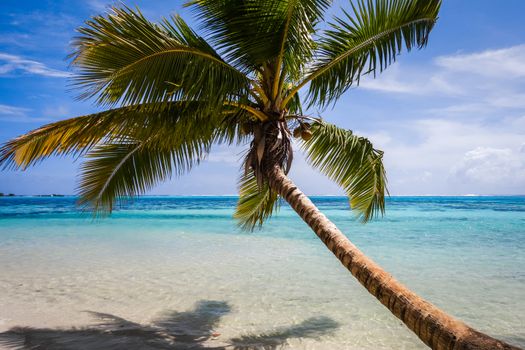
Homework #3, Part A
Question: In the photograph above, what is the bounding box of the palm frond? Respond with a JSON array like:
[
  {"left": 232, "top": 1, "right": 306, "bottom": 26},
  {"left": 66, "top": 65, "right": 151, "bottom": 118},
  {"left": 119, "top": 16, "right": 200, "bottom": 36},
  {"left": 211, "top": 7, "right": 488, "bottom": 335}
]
[
  {"left": 186, "top": 0, "right": 329, "bottom": 77},
  {"left": 286, "top": 88, "right": 304, "bottom": 115},
  {"left": 0, "top": 102, "right": 245, "bottom": 171},
  {"left": 76, "top": 102, "right": 242, "bottom": 212},
  {"left": 285, "top": 0, "right": 441, "bottom": 107},
  {"left": 71, "top": 6, "right": 250, "bottom": 107},
  {"left": 0, "top": 107, "right": 135, "bottom": 170},
  {"left": 301, "top": 122, "right": 387, "bottom": 222},
  {"left": 271, "top": 0, "right": 332, "bottom": 93},
  {"left": 214, "top": 108, "right": 254, "bottom": 145},
  {"left": 78, "top": 137, "right": 207, "bottom": 213},
  {"left": 234, "top": 171, "right": 280, "bottom": 231}
]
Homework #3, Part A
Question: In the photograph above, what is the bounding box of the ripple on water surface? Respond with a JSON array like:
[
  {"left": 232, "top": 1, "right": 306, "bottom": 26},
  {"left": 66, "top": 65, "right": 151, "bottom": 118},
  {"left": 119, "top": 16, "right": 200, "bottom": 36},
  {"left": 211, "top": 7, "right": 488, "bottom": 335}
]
[{"left": 0, "top": 196, "right": 524, "bottom": 349}]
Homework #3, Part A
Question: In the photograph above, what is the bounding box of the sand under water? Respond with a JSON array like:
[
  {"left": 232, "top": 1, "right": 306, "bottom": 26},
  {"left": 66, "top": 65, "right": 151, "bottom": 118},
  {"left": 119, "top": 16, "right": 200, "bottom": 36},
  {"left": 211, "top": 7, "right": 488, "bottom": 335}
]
[{"left": 0, "top": 196, "right": 523, "bottom": 349}]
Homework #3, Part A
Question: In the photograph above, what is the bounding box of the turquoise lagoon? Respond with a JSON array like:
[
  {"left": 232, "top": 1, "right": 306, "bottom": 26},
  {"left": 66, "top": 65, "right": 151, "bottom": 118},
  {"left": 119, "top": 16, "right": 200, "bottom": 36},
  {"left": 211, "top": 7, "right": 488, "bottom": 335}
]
[{"left": 0, "top": 196, "right": 524, "bottom": 349}]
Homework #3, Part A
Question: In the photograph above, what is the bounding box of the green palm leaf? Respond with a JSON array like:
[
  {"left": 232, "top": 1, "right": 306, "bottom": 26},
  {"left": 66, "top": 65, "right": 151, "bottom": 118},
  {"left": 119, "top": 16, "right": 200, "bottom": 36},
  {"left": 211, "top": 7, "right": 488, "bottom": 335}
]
[
  {"left": 301, "top": 122, "right": 387, "bottom": 222},
  {"left": 76, "top": 102, "right": 240, "bottom": 212},
  {"left": 269, "top": 0, "right": 332, "bottom": 93},
  {"left": 78, "top": 135, "right": 208, "bottom": 213},
  {"left": 284, "top": 0, "right": 441, "bottom": 107},
  {"left": 0, "top": 102, "right": 235, "bottom": 170},
  {"left": 0, "top": 106, "right": 140, "bottom": 170},
  {"left": 71, "top": 6, "right": 250, "bottom": 107},
  {"left": 234, "top": 171, "right": 280, "bottom": 230},
  {"left": 186, "top": 0, "right": 329, "bottom": 78},
  {"left": 0, "top": 100, "right": 251, "bottom": 212}
]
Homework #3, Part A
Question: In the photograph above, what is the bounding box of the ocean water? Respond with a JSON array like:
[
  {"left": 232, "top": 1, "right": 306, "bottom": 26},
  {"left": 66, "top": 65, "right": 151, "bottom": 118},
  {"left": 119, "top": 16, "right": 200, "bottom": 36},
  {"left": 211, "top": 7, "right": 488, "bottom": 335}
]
[{"left": 0, "top": 196, "right": 523, "bottom": 349}]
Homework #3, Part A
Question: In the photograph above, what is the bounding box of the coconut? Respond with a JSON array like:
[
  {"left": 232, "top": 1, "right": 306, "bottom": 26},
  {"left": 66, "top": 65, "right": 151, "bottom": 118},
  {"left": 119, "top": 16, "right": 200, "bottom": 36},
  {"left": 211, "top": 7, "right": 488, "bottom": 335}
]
[{"left": 301, "top": 129, "right": 313, "bottom": 141}]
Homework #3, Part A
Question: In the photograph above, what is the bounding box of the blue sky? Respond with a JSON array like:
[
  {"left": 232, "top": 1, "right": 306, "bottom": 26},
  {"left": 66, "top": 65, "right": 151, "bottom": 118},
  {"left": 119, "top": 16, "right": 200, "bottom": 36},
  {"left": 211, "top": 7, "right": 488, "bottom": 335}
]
[{"left": 1, "top": 0, "right": 524, "bottom": 196}]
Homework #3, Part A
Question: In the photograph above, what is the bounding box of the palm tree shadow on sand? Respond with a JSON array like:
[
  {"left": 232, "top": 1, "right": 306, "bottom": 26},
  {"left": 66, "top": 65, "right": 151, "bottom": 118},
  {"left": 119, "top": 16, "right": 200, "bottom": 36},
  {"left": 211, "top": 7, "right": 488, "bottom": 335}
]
[{"left": 0, "top": 300, "right": 339, "bottom": 349}]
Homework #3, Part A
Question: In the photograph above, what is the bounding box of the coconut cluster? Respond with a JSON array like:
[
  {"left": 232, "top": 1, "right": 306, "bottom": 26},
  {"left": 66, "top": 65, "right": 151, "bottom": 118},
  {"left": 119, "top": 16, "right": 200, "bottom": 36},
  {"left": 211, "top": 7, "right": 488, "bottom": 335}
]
[{"left": 293, "top": 123, "right": 312, "bottom": 141}]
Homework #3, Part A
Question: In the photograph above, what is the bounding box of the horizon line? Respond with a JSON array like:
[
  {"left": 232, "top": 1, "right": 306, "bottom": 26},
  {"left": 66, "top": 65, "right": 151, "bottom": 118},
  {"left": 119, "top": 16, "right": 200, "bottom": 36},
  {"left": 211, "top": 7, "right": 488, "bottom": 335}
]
[{"left": 2, "top": 194, "right": 525, "bottom": 198}]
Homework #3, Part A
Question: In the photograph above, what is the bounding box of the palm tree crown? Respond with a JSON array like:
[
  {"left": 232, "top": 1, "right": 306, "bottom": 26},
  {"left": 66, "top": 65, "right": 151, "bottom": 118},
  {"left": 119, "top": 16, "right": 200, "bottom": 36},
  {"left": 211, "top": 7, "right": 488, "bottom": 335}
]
[{"left": 0, "top": 0, "right": 440, "bottom": 228}]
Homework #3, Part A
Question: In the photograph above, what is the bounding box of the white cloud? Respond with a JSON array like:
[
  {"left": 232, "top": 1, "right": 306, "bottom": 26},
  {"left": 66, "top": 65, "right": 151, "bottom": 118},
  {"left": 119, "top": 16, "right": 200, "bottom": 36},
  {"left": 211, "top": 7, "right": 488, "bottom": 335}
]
[
  {"left": 205, "top": 146, "right": 246, "bottom": 165},
  {"left": 360, "top": 45, "right": 525, "bottom": 108},
  {"left": 359, "top": 63, "right": 464, "bottom": 96},
  {"left": 435, "top": 45, "right": 525, "bottom": 78},
  {"left": 358, "top": 66, "right": 424, "bottom": 94},
  {"left": 2, "top": 11, "right": 79, "bottom": 52},
  {"left": 345, "top": 44, "right": 525, "bottom": 194},
  {"left": 8, "top": 11, "right": 78, "bottom": 29},
  {"left": 354, "top": 117, "right": 525, "bottom": 195},
  {"left": 451, "top": 147, "right": 525, "bottom": 187},
  {"left": 0, "top": 104, "right": 50, "bottom": 123},
  {"left": 0, "top": 34, "right": 31, "bottom": 46},
  {"left": 489, "top": 93, "right": 525, "bottom": 109},
  {"left": 0, "top": 104, "right": 30, "bottom": 117},
  {"left": 0, "top": 53, "right": 70, "bottom": 78},
  {"left": 42, "top": 105, "right": 71, "bottom": 119},
  {"left": 87, "top": 0, "right": 112, "bottom": 12}
]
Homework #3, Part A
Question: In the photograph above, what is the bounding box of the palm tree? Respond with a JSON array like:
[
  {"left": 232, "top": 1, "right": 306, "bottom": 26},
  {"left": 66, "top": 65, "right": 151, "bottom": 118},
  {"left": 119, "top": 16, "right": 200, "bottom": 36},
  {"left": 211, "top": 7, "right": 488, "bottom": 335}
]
[{"left": 0, "top": 1, "right": 519, "bottom": 349}]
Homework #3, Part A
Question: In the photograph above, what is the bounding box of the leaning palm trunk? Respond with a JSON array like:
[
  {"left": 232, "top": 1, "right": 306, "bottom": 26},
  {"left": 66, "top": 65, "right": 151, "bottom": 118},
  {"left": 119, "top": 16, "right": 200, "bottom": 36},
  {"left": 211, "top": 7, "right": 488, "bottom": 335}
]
[{"left": 267, "top": 164, "right": 519, "bottom": 350}]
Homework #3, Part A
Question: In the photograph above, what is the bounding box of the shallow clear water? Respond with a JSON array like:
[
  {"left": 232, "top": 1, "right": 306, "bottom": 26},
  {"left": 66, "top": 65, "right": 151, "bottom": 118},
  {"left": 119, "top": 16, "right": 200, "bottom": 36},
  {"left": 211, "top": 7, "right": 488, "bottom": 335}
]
[{"left": 0, "top": 196, "right": 524, "bottom": 349}]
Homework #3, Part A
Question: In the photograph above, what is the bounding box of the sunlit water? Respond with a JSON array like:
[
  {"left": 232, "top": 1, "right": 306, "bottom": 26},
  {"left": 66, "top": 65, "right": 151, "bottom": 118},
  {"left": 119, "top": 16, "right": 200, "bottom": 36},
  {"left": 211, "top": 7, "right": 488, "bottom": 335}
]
[{"left": 0, "top": 196, "right": 523, "bottom": 349}]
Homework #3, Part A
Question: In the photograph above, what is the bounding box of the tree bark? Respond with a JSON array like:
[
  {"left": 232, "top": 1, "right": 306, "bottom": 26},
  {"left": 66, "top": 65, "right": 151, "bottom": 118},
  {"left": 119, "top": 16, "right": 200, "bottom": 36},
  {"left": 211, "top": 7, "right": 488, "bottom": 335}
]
[{"left": 266, "top": 164, "right": 521, "bottom": 350}]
